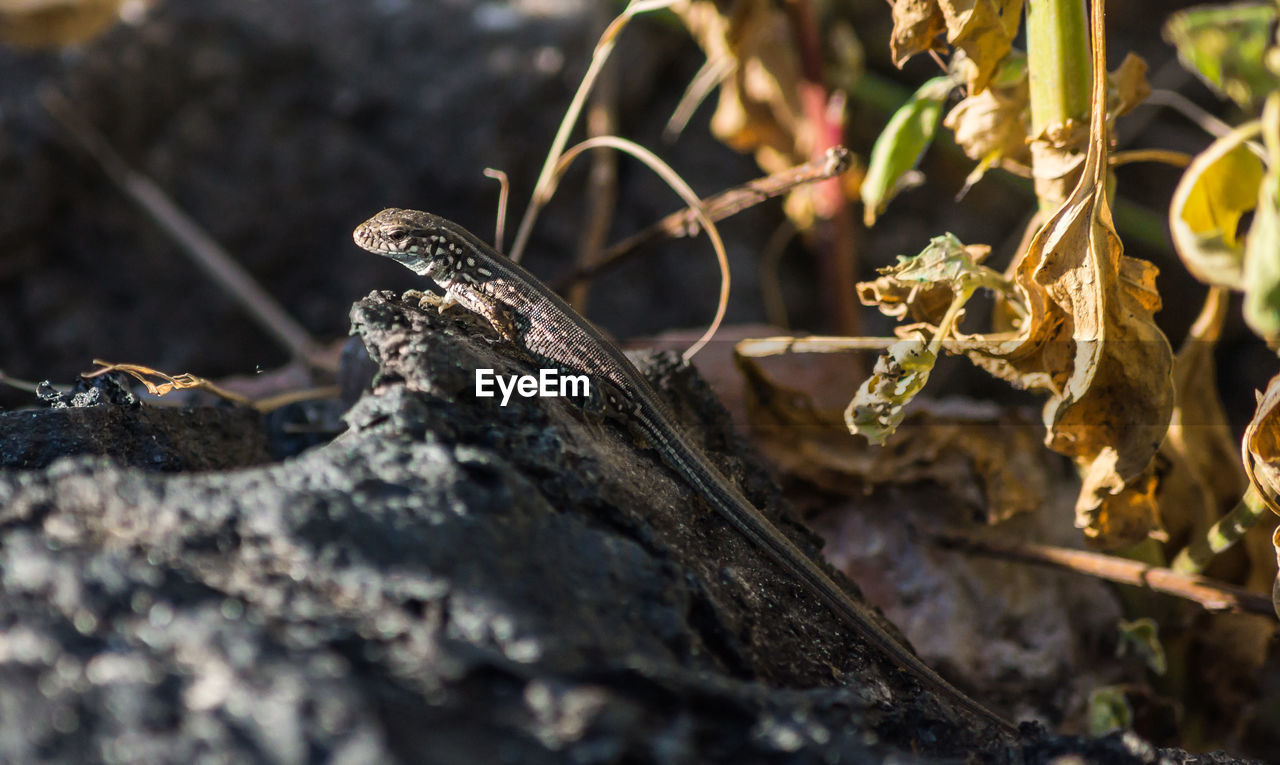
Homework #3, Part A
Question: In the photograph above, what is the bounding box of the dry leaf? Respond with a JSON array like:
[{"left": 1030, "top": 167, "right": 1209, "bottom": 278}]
[
  {"left": 1243, "top": 373, "right": 1280, "bottom": 585},
  {"left": 938, "top": 0, "right": 1024, "bottom": 94},
  {"left": 675, "top": 0, "right": 805, "bottom": 165},
  {"left": 1158, "top": 289, "right": 1248, "bottom": 558},
  {"left": 673, "top": 0, "right": 845, "bottom": 228},
  {"left": 943, "top": 52, "right": 1030, "bottom": 191},
  {"left": 1109, "top": 52, "right": 1151, "bottom": 118},
  {"left": 959, "top": 5, "right": 1174, "bottom": 546},
  {"left": 0, "top": 0, "right": 134, "bottom": 48},
  {"left": 738, "top": 351, "right": 1050, "bottom": 522},
  {"left": 891, "top": 0, "right": 1023, "bottom": 94},
  {"left": 856, "top": 233, "right": 999, "bottom": 325},
  {"left": 890, "top": 0, "right": 946, "bottom": 67}
]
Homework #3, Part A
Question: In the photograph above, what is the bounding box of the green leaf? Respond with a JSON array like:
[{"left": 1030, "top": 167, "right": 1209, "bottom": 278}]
[
  {"left": 1169, "top": 122, "right": 1265, "bottom": 289},
  {"left": 1163, "top": 2, "right": 1280, "bottom": 109},
  {"left": 1116, "top": 617, "right": 1168, "bottom": 676},
  {"left": 861, "top": 76, "right": 954, "bottom": 226},
  {"left": 845, "top": 335, "right": 936, "bottom": 444},
  {"left": 847, "top": 234, "right": 1012, "bottom": 444},
  {"left": 1087, "top": 686, "right": 1133, "bottom": 736},
  {"left": 1244, "top": 148, "right": 1280, "bottom": 340},
  {"left": 881, "top": 232, "right": 1012, "bottom": 294}
]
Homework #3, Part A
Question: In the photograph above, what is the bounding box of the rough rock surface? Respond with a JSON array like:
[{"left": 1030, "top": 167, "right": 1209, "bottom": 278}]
[{"left": 0, "top": 292, "right": 1259, "bottom": 763}]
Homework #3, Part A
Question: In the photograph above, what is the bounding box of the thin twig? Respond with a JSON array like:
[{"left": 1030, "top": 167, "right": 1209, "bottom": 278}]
[
  {"left": 40, "top": 89, "right": 329, "bottom": 370},
  {"left": 1109, "top": 148, "right": 1192, "bottom": 168},
  {"left": 550, "top": 146, "right": 852, "bottom": 291},
  {"left": 928, "top": 528, "right": 1275, "bottom": 617},
  {"left": 85, "top": 359, "right": 255, "bottom": 407},
  {"left": 757, "top": 221, "right": 797, "bottom": 329},
  {"left": 1146, "top": 88, "right": 1236, "bottom": 139},
  {"left": 735, "top": 334, "right": 975, "bottom": 357}
]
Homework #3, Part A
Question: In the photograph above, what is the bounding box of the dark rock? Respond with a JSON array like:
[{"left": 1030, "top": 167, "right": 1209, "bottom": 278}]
[
  {"left": 0, "top": 291, "right": 1258, "bottom": 762},
  {"left": 36, "top": 372, "right": 139, "bottom": 410},
  {"left": 0, "top": 402, "right": 270, "bottom": 471}
]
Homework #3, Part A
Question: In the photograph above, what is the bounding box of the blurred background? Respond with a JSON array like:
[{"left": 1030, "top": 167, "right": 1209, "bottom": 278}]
[{"left": 0, "top": 0, "right": 1269, "bottom": 422}]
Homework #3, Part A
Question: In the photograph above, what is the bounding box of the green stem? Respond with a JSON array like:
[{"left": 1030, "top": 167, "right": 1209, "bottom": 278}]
[
  {"left": 1170, "top": 487, "right": 1273, "bottom": 575},
  {"left": 1025, "top": 0, "right": 1091, "bottom": 207}
]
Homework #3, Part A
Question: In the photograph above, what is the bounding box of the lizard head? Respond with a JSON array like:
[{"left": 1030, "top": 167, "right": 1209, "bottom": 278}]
[{"left": 353, "top": 208, "right": 459, "bottom": 279}]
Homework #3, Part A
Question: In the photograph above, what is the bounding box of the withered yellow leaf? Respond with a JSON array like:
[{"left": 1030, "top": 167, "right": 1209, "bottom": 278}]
[
  {"left": 890, "top": 0, "right": 1022, "bottom": 94},
  {"left": 963, "top": 0, "right": 1173, "bottom": 546},
  {"left": 673, "top": 0, "right": 841, "bottom": 229},
  {"left": 890, "top": 0, "right": 946, "bottom": 67},
  {"left": 848, "top": 234, "right": 1012, "bottom": 443},
  {"left": 943, "top": 52, "right": 1030, "bottom": 189},
  {"left": 1245, "top": 375, "right": 1280, "bottom": 518},
  {"left": 937, "top": 0, "right": 1023, "bottom": 94},
  {"left": 1108, "top": 52, "right": 1151, "bottom": 118},
  {"left": 1170, "top": 124, "right": 1265, "bottom": 290}
]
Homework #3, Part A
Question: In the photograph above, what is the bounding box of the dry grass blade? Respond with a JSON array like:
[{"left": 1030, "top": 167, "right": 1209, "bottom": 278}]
[
  {"left": 40, "top": 89, "right": 331, "bottom": 372},
  {"left": 552, "top": 136, "right": 727, "bottom": 361},
  {"left": 0, "top": 368, "right": 43, "bottom": 393},
  {"left": 507, "top": 0, "right": 679, "bottom": 264}
]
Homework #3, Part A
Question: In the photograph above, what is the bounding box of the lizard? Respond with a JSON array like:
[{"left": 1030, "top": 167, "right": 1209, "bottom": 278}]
[{"left": 353, "top": 207, "right": 1016, "bottom": 734}]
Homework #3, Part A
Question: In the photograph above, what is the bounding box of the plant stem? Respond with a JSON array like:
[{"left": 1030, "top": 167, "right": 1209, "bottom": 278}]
[
  {"left": 1025, "top": 0, "right": 1091, "bottom": 207},
  {"left": 1170, "top": 487, "right": 1273, "bottom": 575}
]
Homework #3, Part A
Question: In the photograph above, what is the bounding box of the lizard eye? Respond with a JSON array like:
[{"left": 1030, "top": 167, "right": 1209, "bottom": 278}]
[{"left": 384, "top": 227, "right": 408, "bottom": 242}]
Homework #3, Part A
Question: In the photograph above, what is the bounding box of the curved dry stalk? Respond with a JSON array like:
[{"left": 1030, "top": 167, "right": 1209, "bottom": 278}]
[
  {"left": 553, "top": 136, "right": 729, "bottom": 361},
  {"left": 482, "top": 167, "right": 510, "bottom": 252},
  {"left": 507, "top": 0, "right": 680, "bottom": 264},
  {"left": 1170, "top": 487, "right": 1273, "bottom": 574},
  {"left": 85, "top": 360, "right": 254, "bottom": 407}
]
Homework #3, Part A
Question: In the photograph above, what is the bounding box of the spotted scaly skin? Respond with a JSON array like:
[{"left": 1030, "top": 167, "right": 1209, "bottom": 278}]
[{"left": 353, "top": 208, "right": 1015, "bottom": 734}]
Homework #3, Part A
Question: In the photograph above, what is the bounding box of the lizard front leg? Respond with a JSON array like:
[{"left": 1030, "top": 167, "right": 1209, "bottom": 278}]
[{"left": 442, "top": 283, "right": 523, "bottom": 345}]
